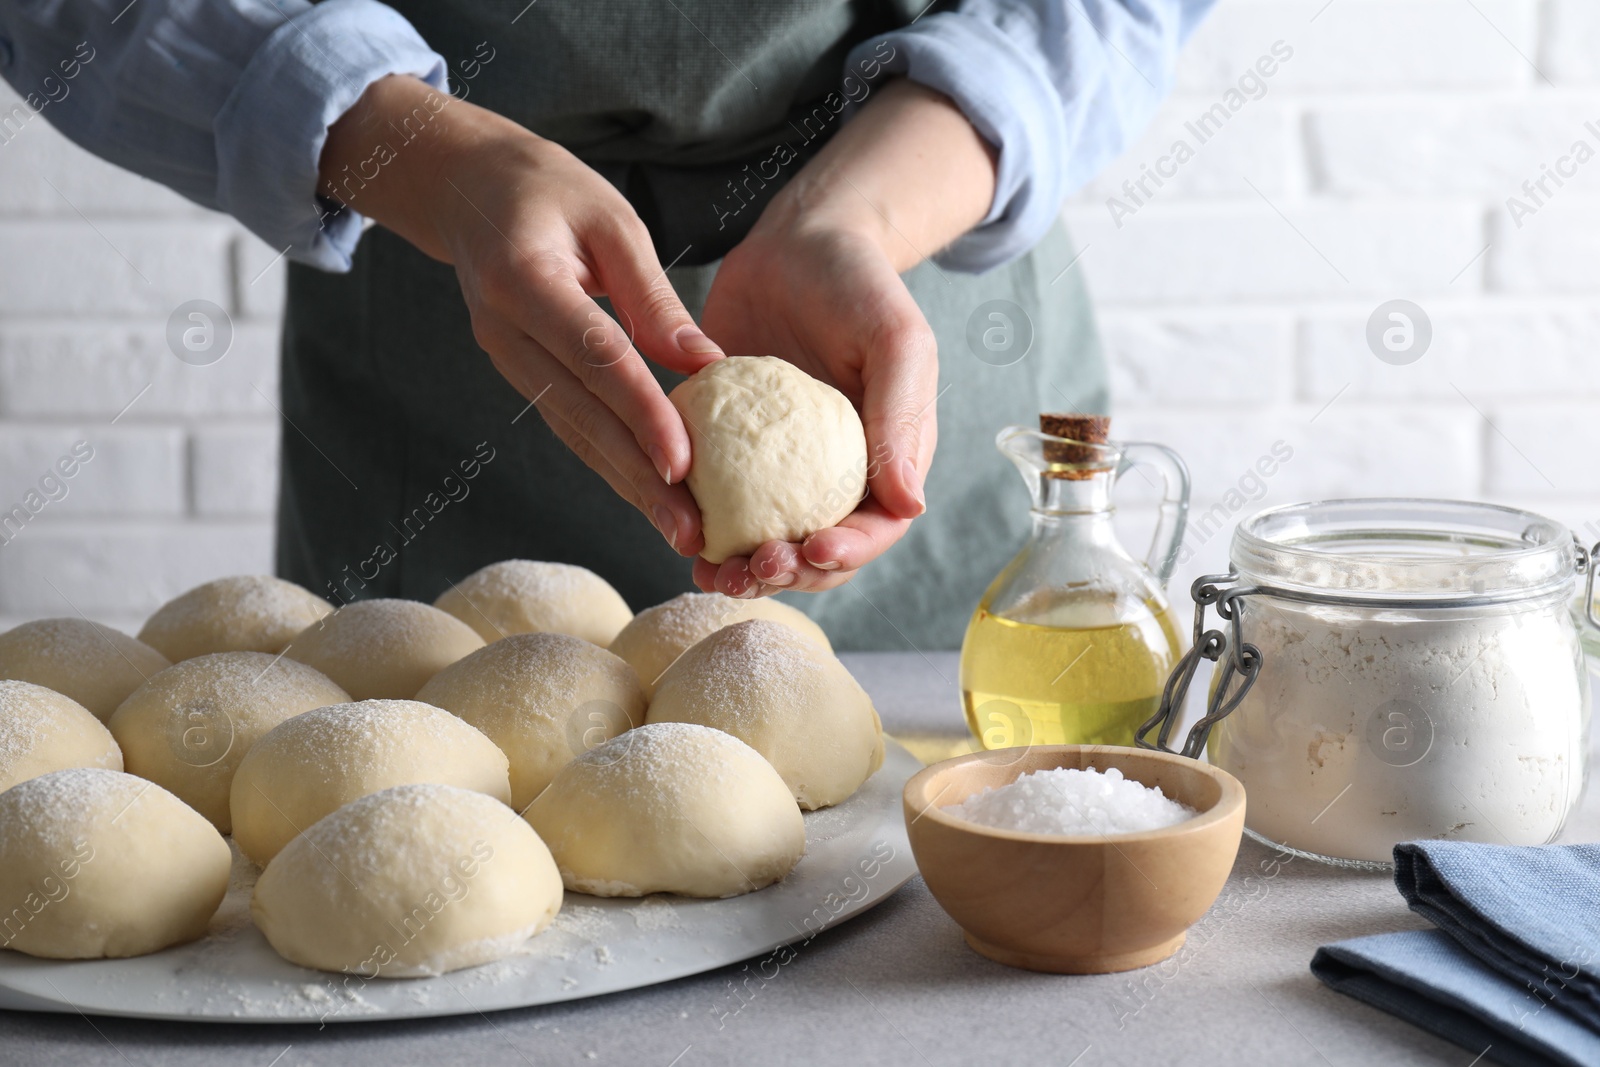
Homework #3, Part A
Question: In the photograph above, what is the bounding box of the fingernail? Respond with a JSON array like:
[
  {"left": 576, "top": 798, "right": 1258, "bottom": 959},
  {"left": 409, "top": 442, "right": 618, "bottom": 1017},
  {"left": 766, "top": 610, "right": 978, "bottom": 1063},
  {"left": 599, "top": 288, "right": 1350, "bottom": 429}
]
[
  {"left": 651, "top": 505, "right": 678, "bottom": 550},
  {"left": 676, "top": 326, "right": 721, "bottom": 356},
  {"left": 899, "top": 457, "right": 926, "bottom": 513},
  {"left": 647, "top": 444, "right": 672, "bottom": 484},
  {"left": 755, "top": 557, "right": 794, "bottom": 586},
  {"left": 812, "top": 559, "right": 843, "bottom": 571}
]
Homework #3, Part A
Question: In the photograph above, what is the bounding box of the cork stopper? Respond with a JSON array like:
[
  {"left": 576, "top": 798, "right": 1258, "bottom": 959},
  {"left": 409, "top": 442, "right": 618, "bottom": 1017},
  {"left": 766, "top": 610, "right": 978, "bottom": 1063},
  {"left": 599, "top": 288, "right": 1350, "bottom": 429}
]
[{"left": 1040, "top": 413, "right": 1110, "bottom": 479}]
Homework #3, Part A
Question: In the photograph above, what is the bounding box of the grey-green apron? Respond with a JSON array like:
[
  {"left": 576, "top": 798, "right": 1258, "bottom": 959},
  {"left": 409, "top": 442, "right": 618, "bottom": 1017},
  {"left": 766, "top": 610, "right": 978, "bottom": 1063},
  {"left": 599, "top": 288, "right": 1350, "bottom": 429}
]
[{"left": 277, "top": 0, "right": 1107, "bottom": 651}]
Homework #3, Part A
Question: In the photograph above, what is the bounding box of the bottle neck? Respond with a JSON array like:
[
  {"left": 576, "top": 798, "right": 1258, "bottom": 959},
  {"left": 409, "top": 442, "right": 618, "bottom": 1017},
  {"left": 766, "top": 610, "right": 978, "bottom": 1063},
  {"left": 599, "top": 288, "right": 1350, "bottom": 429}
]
[
  {"left": 1027, "top": 469, "right": 1119, "bottom": 548},
  {"left": 1031, "top": 468, "right": 1115, "bottom": 516}
]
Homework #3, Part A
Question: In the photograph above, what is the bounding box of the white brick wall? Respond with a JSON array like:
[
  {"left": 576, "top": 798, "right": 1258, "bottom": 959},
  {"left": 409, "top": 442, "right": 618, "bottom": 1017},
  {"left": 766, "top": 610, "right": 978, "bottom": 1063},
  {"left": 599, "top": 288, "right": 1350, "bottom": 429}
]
[
  {"left": 0, "top": 82, "right": 278, "bottom": 634},
  {"left": 1072, "top": 0, "right": 1600, "bottom": 612},
  {"left": 0, "top": 0, "right": 1596, "bottom": 642}
]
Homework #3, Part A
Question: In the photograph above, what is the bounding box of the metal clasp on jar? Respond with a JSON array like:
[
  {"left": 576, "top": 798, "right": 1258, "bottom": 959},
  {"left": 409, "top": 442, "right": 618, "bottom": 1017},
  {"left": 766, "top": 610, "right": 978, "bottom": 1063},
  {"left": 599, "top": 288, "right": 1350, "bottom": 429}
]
[
  {"left": 1579, "top": 539, "right": 1600, "bottom": 632},
  {"left": 1135, "top": 573, "right": 1262, "bottom": 760}
]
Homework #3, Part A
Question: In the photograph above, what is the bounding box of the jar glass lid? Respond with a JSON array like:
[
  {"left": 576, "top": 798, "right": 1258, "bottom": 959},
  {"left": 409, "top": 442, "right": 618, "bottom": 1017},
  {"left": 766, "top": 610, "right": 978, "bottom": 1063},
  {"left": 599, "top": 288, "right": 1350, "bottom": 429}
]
[{"left": 1231, "top": 498, "right": 1578, "bottom": 601}]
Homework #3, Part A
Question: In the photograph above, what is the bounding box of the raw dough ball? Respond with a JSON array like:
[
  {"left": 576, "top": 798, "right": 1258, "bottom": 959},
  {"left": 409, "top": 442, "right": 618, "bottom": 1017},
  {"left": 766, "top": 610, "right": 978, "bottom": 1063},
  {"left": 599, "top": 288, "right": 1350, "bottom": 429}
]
[
  {"left": 525, "top": 723, "right": 804, "bottom": 898},
  {"left": 253, "top": 784, "right": 562, "bottom": 977},
  {"left": 609, "top": 592, "right": 831, "bottom": 697},
  {"left": 230, "top": 699, "right": 511, "bottom": 865},
  {"left": 416, "top": 632, "right": 646, "bottom": 810},
  {"left": 434, "top": 559, "right": 633, "bottom": 646},
  {"left": 669, "top": 356, "right": 868, "bottom": 563},
  {"left": 137, "top": 575, "right": 332, "bottom": 663},
  {"left": 0, "top": 680, "right": 122, "bottom": 793},
  {"left": 0, "top": 768, "right": 230, "bottom": 958},
  {"left": 107, "top": 652, "right": 351, "bottom": 833},
  {"left": 0, "top": 618, "right": 170, "bottom": 721},
  {"left": 646, "top": 619, "right": 883, "bottom": 809},
  {"left": 283, "top": 598, "right": 484, "bottom": 700}
]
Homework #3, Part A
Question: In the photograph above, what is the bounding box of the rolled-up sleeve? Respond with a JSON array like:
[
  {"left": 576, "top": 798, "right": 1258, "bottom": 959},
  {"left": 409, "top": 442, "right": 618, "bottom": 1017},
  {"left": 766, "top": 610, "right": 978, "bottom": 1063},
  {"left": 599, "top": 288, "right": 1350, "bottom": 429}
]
[
  {"left": 847, "top": 0, "right": 1215, "bottom": 273},
  {"left": 0, "top": 0, "right": 447, "bottom": 271}
]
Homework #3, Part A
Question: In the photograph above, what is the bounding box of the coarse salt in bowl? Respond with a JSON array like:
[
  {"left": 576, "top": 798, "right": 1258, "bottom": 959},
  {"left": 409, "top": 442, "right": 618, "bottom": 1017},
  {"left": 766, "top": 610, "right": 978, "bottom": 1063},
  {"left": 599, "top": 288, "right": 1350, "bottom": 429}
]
[
  {"left": 903, "top": 745, "right": 1245, "bottom": 974},
  {"left": 945, "top": 766, "right": 1196, "bottom": 837}
]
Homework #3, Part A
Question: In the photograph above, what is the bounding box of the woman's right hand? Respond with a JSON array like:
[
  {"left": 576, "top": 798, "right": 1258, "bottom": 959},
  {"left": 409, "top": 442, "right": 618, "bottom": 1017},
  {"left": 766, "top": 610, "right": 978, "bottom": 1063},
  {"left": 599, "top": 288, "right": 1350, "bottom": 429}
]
[{"left": 318, "top": 75, "right": 719, "bottom": 557}]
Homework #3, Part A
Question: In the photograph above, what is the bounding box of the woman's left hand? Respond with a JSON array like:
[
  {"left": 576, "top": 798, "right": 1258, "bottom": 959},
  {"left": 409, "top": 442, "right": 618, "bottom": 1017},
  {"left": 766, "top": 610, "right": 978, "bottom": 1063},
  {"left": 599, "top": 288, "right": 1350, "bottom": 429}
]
[{"left": 694, "top": 78, "right": 997, "bottom": 597}]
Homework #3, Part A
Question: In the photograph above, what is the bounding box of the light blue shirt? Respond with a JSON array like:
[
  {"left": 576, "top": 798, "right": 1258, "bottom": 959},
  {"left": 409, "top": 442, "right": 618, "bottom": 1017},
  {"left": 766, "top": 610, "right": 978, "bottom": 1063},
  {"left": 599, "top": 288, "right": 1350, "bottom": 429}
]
[{"left": 0, "top": 0, "right": 1212, "bottom": 274}]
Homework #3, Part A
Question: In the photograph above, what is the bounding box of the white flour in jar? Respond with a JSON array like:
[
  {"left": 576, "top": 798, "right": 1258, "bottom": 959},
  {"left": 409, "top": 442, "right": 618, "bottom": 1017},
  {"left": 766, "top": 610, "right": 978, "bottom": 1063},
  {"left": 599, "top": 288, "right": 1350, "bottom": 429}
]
[{"left": 1209, "top": 596, "right": 1588, "bottom": 864}]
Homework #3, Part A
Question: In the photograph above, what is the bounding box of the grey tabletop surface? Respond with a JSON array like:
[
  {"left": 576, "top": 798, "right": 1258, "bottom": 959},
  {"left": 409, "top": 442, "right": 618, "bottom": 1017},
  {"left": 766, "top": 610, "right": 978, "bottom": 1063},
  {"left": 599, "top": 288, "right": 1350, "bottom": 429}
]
[{"left": 4, "top": 651, "right": 1593, "bottom": 1067}]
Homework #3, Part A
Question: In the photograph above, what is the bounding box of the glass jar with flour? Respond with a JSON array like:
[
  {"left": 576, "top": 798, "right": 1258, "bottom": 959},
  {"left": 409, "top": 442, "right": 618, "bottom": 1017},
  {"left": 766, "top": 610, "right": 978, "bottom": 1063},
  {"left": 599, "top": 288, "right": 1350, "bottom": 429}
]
[{"left": 1138, "top": 499, "right": 1593, "bottom": 869}]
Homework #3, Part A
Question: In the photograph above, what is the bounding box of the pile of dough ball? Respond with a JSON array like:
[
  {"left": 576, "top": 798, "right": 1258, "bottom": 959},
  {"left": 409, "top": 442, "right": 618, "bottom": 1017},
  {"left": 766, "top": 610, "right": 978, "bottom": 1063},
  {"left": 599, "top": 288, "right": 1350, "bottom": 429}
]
[
  {"left": 231, "top": 698, "right": 511, "bottom": 865},
  {"left": 253, "top": 784, "right": 561, "bottom": 977},
  {"left": 527, "top": 722, "right": 804, "bottom": 897},
  {"left": 609, "top": 592, "right": 830, "bottom": 696},
  {"left": 283, "top": 598, "right": 485, "bottom": 700},
  {"left": 0, "top": 680, "right": 122, "bottom": 792},
  {"left": 138, "top": 575, "right": 331, "bottom": 662},
  {"left": 0, "top": 554, "right": 887, "bottom": 974},
  {"left": 435, "top": 559, "right": 633, "bottom": 646},
  {"left": 0, "top": 617, "right": 169, "bottom": 719},
  {"left": 417, "top": 632, "right": 646, "bottom": 810},
  {"left": 648, "top": 619, "right": 882, "bottom": 809},
  {"left": 0, "top": 768, "right": 229, "bottom": 958},
  {"left": 110, "top": 652, "right": 350, "bottom": 832}
]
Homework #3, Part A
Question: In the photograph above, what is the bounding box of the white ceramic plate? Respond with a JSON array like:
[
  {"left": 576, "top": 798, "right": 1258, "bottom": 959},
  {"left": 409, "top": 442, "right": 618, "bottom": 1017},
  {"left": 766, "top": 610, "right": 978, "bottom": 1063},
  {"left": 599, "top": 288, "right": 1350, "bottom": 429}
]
[{"left": 0, "top": 741, "right": 920, "bottom": 1023}]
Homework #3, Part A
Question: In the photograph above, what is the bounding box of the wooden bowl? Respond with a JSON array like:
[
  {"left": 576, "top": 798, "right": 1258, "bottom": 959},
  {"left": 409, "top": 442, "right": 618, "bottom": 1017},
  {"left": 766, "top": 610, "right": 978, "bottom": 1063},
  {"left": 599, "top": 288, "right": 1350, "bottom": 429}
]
[{"left": 903, "top": 745, "right": 1246, "bottom": 974}]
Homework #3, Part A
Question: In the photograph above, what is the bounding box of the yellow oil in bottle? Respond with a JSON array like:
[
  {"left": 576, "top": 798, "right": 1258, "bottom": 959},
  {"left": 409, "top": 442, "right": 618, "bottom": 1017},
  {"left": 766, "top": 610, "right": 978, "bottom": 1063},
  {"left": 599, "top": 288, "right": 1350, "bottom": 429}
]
[{"left": 960, "top": 593, "right": 1184, "bottom": 749}]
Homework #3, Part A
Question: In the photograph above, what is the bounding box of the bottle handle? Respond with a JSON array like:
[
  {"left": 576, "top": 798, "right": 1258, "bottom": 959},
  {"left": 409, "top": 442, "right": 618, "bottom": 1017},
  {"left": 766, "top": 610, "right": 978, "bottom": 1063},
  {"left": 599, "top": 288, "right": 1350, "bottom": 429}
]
[{"left": 1115, "top": 442, "right": 1191, "bottom": 587}]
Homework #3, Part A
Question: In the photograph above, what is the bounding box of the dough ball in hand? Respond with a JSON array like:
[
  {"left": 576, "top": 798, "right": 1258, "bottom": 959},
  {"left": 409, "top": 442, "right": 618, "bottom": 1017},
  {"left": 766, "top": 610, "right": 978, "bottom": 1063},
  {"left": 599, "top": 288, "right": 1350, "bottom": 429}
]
[
  {"left": 0, "top": 618, "right": 170, "bottom": 721},
  {"left": 252, "top": 784, "right": 562, "bottom": 978},
  {"left": 283, "top": 599, "right": 484, "bottom": 701},
  {"left": 137, "top": 575, "right": 332, "bottom": 663},
  {"left": 108, "top": 652, "right": 351, "bottom": 833},
  {"left": 229, "top": 699, "right": 510, "bottom": 865},
  {"left": 669, "top": 356, "right": 868, "bottom": 563},
  {"left": 608, "top": 592, "right": 830, "bottom": 697},
  {"left": 434, "top": 560, "right": 634, "bottom": 647},
  {"left": 0, "top": 768, "right": 229, "bottom": 958},
  {"left": 525, "top": 723, "right": 804, "bottom": 898},
  {"left": 416, "top": 632, "right": 646, "bottom": 811},
  {"left": 0, "top": 679, "right": 122, "bottom": 793},
  {"left": 646, "top": 619, "right": 883, "bottom": 809}
]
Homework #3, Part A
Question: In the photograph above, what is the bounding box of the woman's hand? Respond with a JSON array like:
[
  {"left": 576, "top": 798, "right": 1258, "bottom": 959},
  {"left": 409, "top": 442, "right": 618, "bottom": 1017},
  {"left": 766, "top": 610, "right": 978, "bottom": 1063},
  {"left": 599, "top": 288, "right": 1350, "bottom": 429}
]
[
  {"left": 694, "top": 78, "right": 998, "bottom": 596},
  {"left": 318, "top": 75, "right": 720, "bottom": 557},
  {"left": 695, "top": 202, "right": 935, "bottom": 595}
]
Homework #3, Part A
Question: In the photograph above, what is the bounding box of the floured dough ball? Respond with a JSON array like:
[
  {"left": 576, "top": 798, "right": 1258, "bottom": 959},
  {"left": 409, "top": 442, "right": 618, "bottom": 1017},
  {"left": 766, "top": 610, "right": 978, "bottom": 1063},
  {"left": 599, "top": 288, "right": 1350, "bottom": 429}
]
[
  {"left": 0, "top": 618, "right": 170, "bottom": 721},
  {"left": 0, "top": 680, "right": 122, "bottom": 793},
  {"left": 647, "top": 619, "right": 883, "bottom": 809},
  {"left": 669, "top": 356, "right": 868, "bottom": 563},
  {"left": 283, "top": 598, "right": 484, "bottom": 701},
  {"left": 434, "top": 559, "right": 633, "bottom": 647},
  {"left": 525, "top": 723, "right": 804, "bottom": 898},
  {"left": 609, "top": 592, "right": 831, "bottom": 697},
  {"left": 0, "top": 768, "right": 229, "bottom": 958},
  {"left": 253, "top": 783, "right": 562, "bottom": 977},
  {"left": 416, "top": 632, "right": 646, "bottom": 810},
  {"left": 137, "top": 575, "right": 332, "bottom": 663},
  {"left": 107, "top": 652, "right": 351, "bottom": 833},
  {"left": 230, "top": 699, "right": 510, "bottom": 865}
]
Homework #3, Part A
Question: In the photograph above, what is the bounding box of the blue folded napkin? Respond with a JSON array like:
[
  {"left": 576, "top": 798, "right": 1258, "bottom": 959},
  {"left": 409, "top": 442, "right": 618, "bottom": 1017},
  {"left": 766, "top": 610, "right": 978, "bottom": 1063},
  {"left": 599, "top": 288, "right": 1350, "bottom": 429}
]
[{"left": 1311, "top": 841, "right": 1600, "bottom": 1067}]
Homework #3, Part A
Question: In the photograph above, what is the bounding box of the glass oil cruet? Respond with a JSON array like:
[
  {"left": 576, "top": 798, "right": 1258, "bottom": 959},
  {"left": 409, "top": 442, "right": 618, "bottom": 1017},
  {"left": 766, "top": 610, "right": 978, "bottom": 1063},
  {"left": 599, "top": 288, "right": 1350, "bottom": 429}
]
[{"left": 960, "top": 414, "right": 1192, "bottom": 750}]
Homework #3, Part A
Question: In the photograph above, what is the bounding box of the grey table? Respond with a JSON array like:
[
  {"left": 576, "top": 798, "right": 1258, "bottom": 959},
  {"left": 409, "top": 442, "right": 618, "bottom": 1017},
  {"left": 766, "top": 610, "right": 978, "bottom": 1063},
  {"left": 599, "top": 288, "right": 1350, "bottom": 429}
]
[{"left": 4, "top": 651, "right": 1588, "bottom": 1067}]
